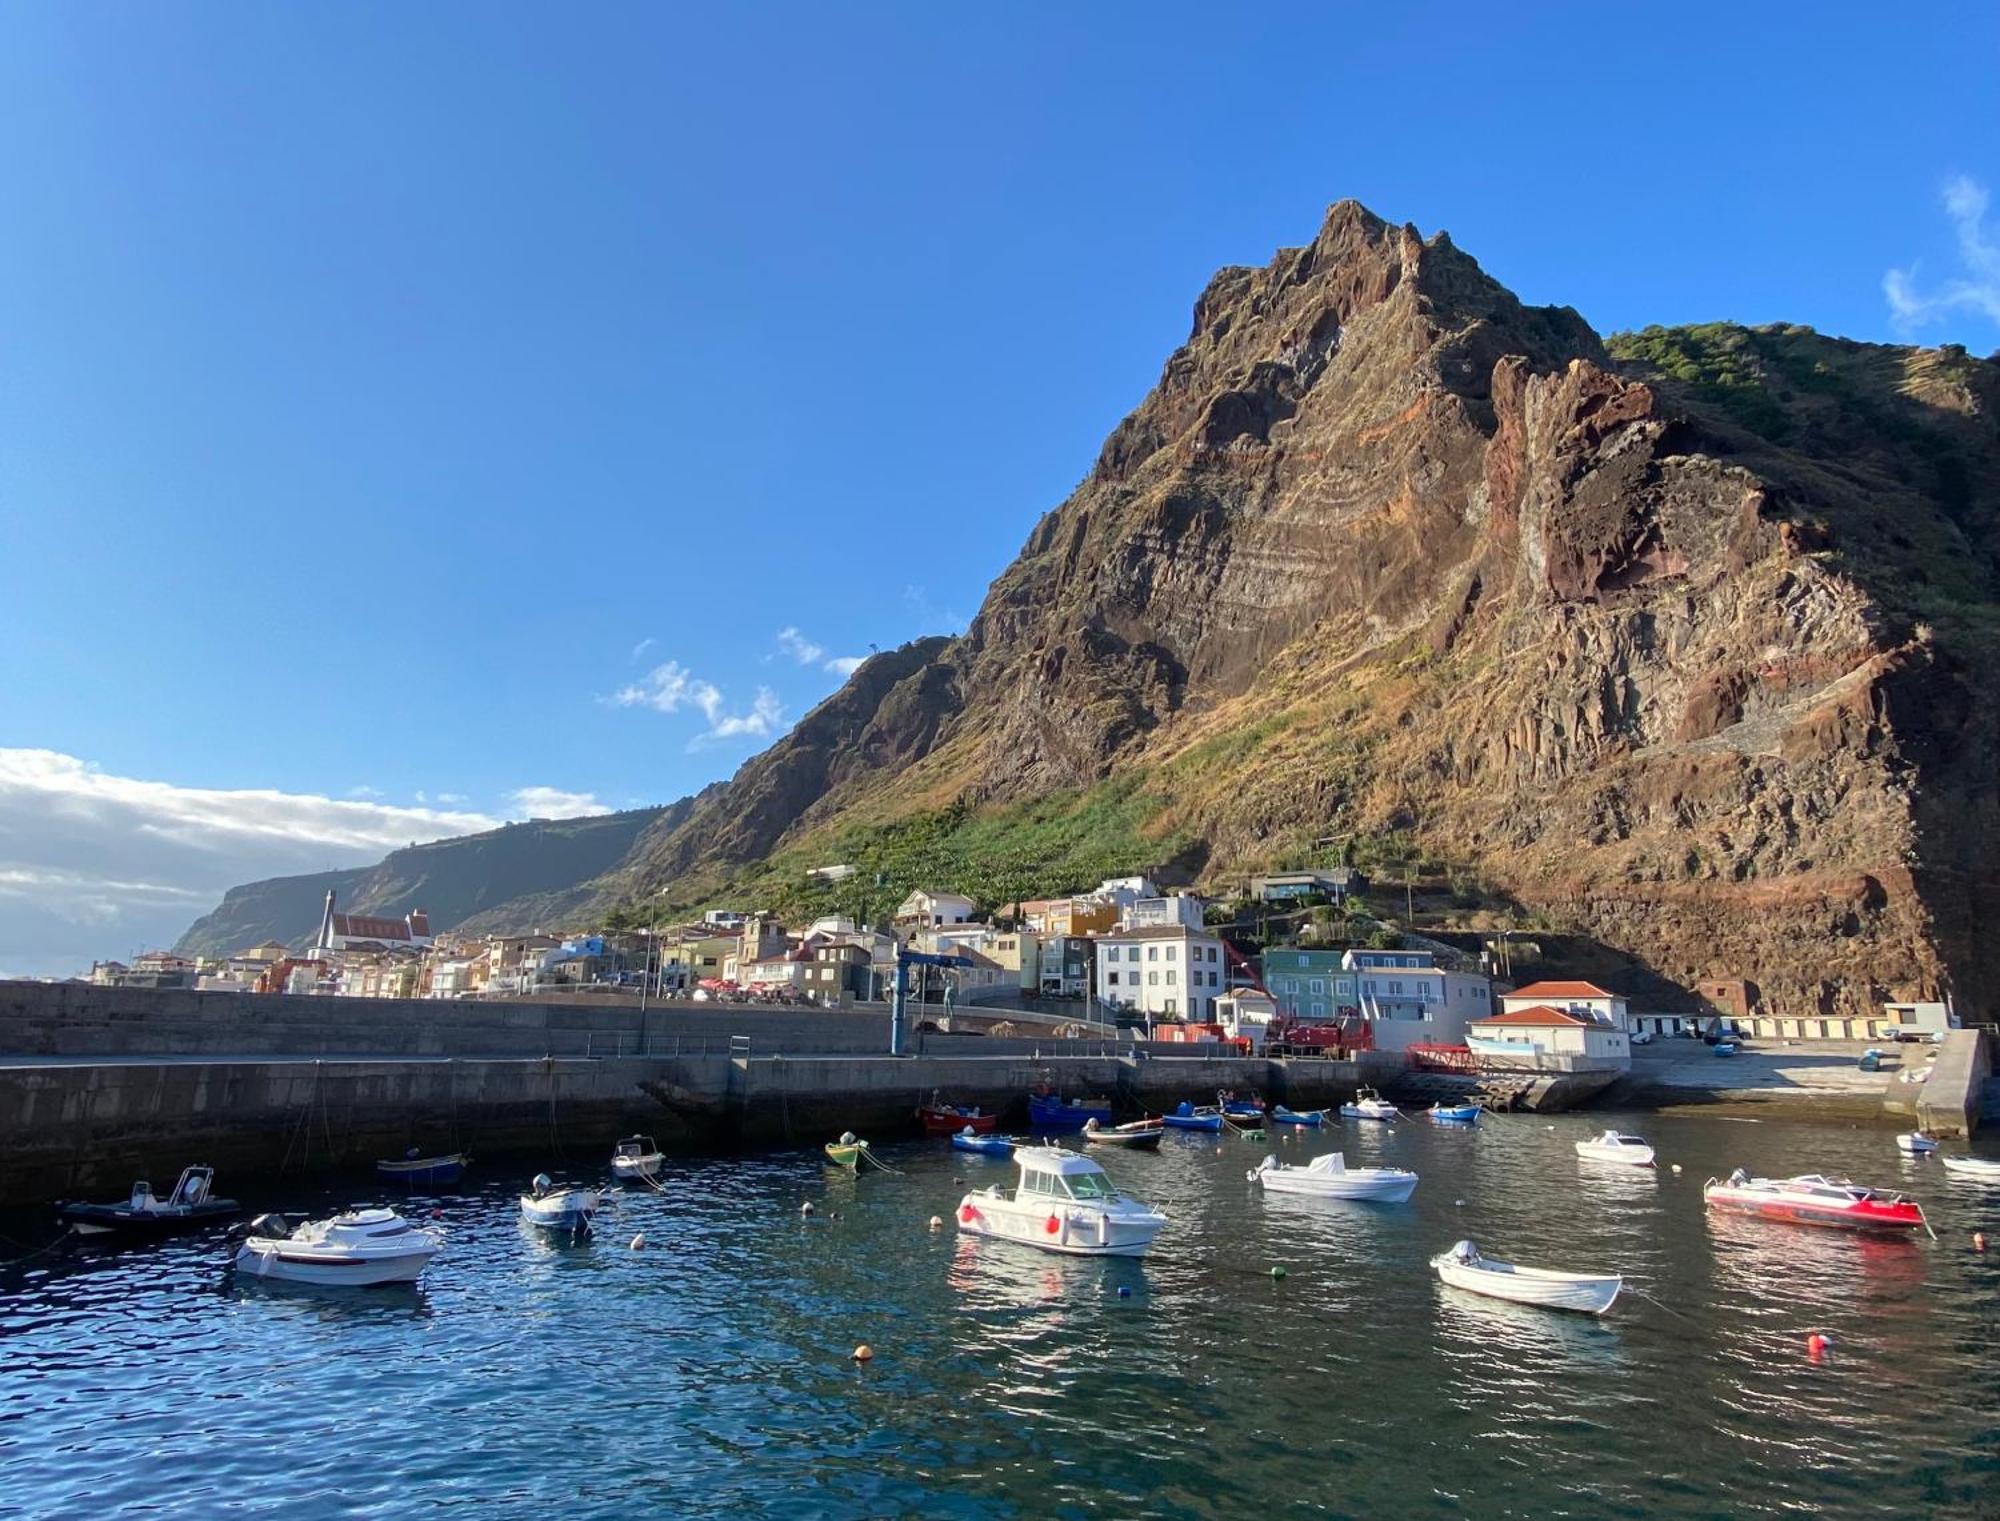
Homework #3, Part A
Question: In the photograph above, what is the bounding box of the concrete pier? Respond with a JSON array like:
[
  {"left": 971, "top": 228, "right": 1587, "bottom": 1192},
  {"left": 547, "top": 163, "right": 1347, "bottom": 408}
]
[{"left": 1914, "top": 1029, "right": 1992, "bottom": 1139}]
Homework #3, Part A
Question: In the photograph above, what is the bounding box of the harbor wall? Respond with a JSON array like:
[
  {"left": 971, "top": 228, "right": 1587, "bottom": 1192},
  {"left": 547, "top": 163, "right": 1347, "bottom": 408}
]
[
  {"left": 1914, "top": 1029, "right": 1991, "bottom": 1138},
  {"left": 0, "top": 1047, "right": 1412, "bottom": 1206}
]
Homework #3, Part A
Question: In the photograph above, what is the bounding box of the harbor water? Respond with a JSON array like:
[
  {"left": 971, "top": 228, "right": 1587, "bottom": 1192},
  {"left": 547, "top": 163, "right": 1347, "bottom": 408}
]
[{"left": 2, "top": 1111, "right": 1995, "bottom": 1518}]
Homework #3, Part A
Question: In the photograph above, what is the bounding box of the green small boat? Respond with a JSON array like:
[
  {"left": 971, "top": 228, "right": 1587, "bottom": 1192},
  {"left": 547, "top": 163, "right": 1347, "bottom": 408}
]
[{"left": 825, "top": 1132, "right": 869, "bottom": 1168}]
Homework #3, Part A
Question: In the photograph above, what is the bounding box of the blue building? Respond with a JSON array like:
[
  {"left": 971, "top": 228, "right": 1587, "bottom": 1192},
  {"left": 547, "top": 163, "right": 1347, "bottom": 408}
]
[{"left": 1259, "top": 949, "right": 1359, "bottom": 1021}]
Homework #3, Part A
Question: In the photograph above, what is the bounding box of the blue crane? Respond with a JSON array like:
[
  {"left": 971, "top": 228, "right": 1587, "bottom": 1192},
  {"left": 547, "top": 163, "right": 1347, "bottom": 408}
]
[{"left": 889, "top": 947, "right": 966, "bottom": 1055}]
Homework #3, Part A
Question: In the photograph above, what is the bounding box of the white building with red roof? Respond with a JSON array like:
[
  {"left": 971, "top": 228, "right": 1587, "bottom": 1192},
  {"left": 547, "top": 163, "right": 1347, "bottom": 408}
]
[
  {"left": 1467, "top": 1006, "right": 1631, "bottom": 1070},
  {"left": 1498, "top": 979, "right": 1629, "bottom": 1031}
]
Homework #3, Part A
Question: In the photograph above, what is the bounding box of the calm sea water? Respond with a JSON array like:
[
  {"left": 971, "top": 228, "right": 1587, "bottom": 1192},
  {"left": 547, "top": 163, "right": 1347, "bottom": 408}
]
[{"left": 1, "top": 1111, "right": 1995, "bottom": 1520}]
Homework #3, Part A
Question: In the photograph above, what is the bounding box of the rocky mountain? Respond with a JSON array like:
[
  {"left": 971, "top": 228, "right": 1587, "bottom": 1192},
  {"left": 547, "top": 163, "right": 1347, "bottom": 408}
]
[
  {"left": 181, "top": 202, "right": 2000, "bottom": 1020},
  {"left": 174, "top": 805, "right": 671, "bottom": 957}
]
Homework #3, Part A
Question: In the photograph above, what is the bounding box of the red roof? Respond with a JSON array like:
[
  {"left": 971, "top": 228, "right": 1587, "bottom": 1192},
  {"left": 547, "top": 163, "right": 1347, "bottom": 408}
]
[
  {"left": 1471, "top": 1005, "right": 1590, "bottom": 1027},
  {"left": 1503, "top": 980, "right": 1615, "bottom": 1001}
]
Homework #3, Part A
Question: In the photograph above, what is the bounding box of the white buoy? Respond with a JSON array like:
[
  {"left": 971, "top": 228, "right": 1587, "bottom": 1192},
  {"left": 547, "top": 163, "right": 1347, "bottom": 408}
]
[
  {"left": 801, "top": 1201, "right": 816, "bottom": 1216},
  {"left": 928, "top": 1215, "right": 943, "bottom": 1232},
  {"left": 1671, "top": 1163, "right": 1683, "bottom": 1174},
  {"left": 630, "top": 1233, "right": 645, "bottom": 1250}
]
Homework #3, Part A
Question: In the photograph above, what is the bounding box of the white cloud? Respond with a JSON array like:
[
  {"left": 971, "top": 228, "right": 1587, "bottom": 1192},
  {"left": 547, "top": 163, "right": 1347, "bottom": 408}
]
[
  {"left": 0, "top": 749, "right": 507, "bottom": 977},
  {"left": 631, "top": 637, "right": 657, "bottom": 662},
  {"left": 506, "top": 786, "right": 612, "bottom": 819},
  {"left": 694, "top": 687, "right": 785, "bottom": 747},
  {"left": 610, "top": 660, "right": 790, "bottom": 747},
  {"left": 612, "top": 660, "right": 724, "bottom": 717},
  {"left": 775, "top": 626, "right": 825, "bottom": 665},
  {"left": 1884, "top": 175, "right": 2000, "bottom": 330},
  {"left": 346, "top": 785, "right": 383, "bottom": 799},
  {"left": 778, "top": 626, "right": 866, "bottom": 677}
]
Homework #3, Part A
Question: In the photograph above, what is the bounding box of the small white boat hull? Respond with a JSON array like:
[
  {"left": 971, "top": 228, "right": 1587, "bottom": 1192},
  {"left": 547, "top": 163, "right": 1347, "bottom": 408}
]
[
  {"left": 520, "top": 1189, "right": 602, "bottom": 1233},
  {"left": 1340, "top": 1103, "right": 1399, "bottom": 1122},
  {"left": 1432, "top": 1245, "right": 1620, "bottom": 1315},
  {"left": 1895, "top": 1133, "right": 1938, "bottom": 1155},
  {"left": 1253, "top": 1153, "right": 1418, "bottom": 1202},
  {"left": 1576, "top": 1136, "right": 1655, "bottom": 1167},
  {"left": 955, "top": 1192, "right": 1165, "bottom": 1257},
  {"left": 1939, "top": 1155, "right": 2000, "bottom": 1183},
  {"left": 234, "top": 1207, "right": 440, "bottom": 1287},
  {"left": 611, "top": 1154, "right": 664, "bottom": 1180}
]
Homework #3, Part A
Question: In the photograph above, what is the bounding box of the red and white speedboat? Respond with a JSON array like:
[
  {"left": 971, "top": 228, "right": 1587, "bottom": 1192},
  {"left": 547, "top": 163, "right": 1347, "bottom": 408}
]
[{"left": 1703, "top": 1170, "right": 1929, "bottom": 1234}]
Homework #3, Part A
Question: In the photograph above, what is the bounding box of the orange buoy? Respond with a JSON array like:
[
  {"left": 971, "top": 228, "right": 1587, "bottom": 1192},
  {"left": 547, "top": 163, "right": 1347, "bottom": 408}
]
[
  {"left": 1807, "top": 1332, "right": 1831, "bottom": 1360},
  {"left": 852, "top": 1344, "right": 874, "bottom": 1363}
]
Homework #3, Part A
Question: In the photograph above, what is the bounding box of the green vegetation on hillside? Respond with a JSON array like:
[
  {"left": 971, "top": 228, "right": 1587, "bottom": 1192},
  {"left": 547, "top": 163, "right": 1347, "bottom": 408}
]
[{"left": 648, "top": 773, "right": 1187, "bottom": 927}]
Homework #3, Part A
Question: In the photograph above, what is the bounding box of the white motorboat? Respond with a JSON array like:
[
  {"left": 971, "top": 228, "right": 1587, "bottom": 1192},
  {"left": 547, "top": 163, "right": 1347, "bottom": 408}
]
[
  {"left": 1250, "top": 1151, "right": 1418, "bottom": 1203},
  {"left": 1431, "top": 1240, "right": 1621, "bottom": 1315},
  {"left": 956, "top": 1146, "right": 1167, "bottom": 1257},
  {"left": 1939, "top": 1154, "right": 2000, "bottom": 1183},
  {"left": 1895, "top": 1132, "right": 1938, "bottom": 1155},
  {"left": 1575, "top": 1130, "right": 1656, "bottom": 1167},
  {"left": 1339, "top": 1088, "right": 1400, "bottom": 1122},
  {"left": 611, "top": 1135, "right": 665, "bottom": 1181},
  {"left": 520, "top": 1174, "right": 602, "bottom": 1235},
  {"left": 234, "top": 1207, "right": 440, "bottom": 1286}
]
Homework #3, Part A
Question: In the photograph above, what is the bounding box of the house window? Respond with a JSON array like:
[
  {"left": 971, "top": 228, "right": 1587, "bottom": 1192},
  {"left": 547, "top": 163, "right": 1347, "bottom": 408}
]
[
  {"left": 1309, "top": 978, "right": 1325, "bottom": 995},
  {"left": 1148, "top": 971, "right": 1158, "bottom": 986},
  {"left": 1107, "top": 972, "right": 1119, "bottom": 986},
  {"left": 1166, "top": 970, "right": 1176, "bottom": 986},
  {"left": 1165, "top": 945, "right": 1177, "bottom": 962},
  {"left": 1389, "top": 980, "right": 1403, "bottom": 996},
  {"left": 1310, "top": 1000, "right": 1325, "bottom": 1018},
  {"left": 1147, "top": 946, "right": 1158, "bottom": 962}
]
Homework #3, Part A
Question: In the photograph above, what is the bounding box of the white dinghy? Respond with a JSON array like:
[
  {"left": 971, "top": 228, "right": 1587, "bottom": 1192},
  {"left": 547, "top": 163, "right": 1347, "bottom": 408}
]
[
  {"left": 1575, "top": 1131, "right": 1656, "bottom": 1167},
  {"left": 1431, "top": 1240, "right": 1621, "bottom": 1315},
  {"left": 611, "top": 1135, "right": 665, "bottom": 1182},
  {"left": 1939, "top": 1154, "right": 2000, "bottom": 1183},
  {"left": 956, "top": 1146, "right": 1167, "bottom": 1257},
  {"left": 1339, "top": 1088, "right": 1400, "bottom": 1122},
  {"left": 520, "top": 1174, "right": 602, "bottom": 1235},
  {"left": 234, "top": 1207, "right": 440, "bottom": 1287},
  {"left": 1250, "top": 1151, "right": 1418, "bottom": 1203},
  {"left": 1895, "top": 1132, "right": 1938, "bottom": 1156}
]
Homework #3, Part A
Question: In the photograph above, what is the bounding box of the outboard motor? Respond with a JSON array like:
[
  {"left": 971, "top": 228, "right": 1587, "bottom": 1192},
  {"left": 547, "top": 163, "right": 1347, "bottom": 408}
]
[
  {"left": 531, "top": 1173, "right": 553, "bottom": 1199},
  {"left": 1449, "top": 1240, "right": 1479, "bottom": 1264},
  {"left": 1727, "top": 1167, "right": 1750, "bottom": 1187},
  {"left": 245, "top": 1212, "right": 290, "bottom": 1240}
]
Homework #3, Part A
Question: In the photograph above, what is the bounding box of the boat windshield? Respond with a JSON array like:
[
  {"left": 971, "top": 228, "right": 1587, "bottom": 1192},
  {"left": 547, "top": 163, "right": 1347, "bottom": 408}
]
[{"left": 1065, "top": 1172, "right": 1117, "bottom": 1202}]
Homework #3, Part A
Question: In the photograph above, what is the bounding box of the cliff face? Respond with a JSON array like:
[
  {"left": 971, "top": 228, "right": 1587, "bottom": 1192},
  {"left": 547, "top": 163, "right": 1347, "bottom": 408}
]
[{"left": 622, "top": 203, "right": 2000, "bottom": 1020}]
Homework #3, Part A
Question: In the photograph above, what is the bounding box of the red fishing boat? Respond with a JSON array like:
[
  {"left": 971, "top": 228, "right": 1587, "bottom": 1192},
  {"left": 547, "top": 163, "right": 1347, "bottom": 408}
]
[
  {"left": 919, "top": 1102, "right": 997, "bottom": 1136},
  {"left": 1703, "top": 1170, "right": 1929, "bottom": 1234}
]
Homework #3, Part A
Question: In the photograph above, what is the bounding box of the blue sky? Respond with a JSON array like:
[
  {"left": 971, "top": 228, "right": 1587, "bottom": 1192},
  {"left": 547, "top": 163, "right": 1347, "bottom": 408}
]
[{"left": 2, "top": 3, "right": 1996, "bottom": 973}]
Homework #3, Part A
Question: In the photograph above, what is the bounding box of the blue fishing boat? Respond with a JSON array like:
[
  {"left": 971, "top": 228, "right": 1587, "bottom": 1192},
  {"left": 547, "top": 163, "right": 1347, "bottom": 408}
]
[
  {"left": 1160, "top": 1101, "right": 1225, "bottom": 1132},
  {"left": 1028, "top": 1092, "right": 1114, "bottom": 1132},
  {"left": 1269, "top": 1106, "right": 1327, "bottom": 1127},
  {"left": 951, "top": 1130, "right": 1013, "bottom": 1158},
  {"left": 375, "top": 1151, "right": 469, "bottom": 1186},
  {"left": 1427, "top": 1102, "right": 1481, "bottom": 1124},
  {"left": 1218, "top": 1091, "right": 1266, "bottom": 1119}
]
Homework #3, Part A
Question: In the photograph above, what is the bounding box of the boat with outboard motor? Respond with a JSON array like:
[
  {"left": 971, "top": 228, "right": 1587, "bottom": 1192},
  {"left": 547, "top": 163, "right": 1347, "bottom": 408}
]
[
  {"left": 1575, "top": 1131, "right": 1655, "bottom": 1167},
  {"left": 374, "top": 1151, "right": 468, "bottom": 1187},
  {"left": 611, "top": 1136, "right": 665, "bottom": 1182},
  {"left": 1340, "top": 1088, "right": 1399, "bottom": 1122},
  {"left": 1703, "top": 1170, "right": 1929, "bottom": 1233},
  {"left": 1160, "top": 1101, "right": 1224, "bottom": 1132},
  {"left": 1027, "top": 1092, "right": 1115, "bottom": 1132},
  {"left": 235, "top": 1207, "right": 440, "bottom": 1286},
  {"left": 1082, "top": 1117, "right": 1164, "bottom": 1150},
  {"left": 956, "top": 1146, "right": 1167, "bottom": 1257},
  {"left": 1218, "top": 1090, "right": 1266, "bottom": 1119},
  {"left": 1269, "top": 1106, "right": 1327, "bottom": 1127},
  {"left": 1431, "top": 1240, "right": 1621, "bottom": 1315},
  {"left": 59, "top": 1165, "right": 239, "bottom": 1237},
  {"left": 519, "top": 1175, "right": 602, "bottom": 1235},
  {"left": 1938, "top": 1154, "right": 2000, "bottom": 1183},
  {"left": 824, "top": 1132, "right": 872, "bottom": 1168},
  {"left": 952, "top": 1128, "right": 1013, "bottom": 1158},
  {"left": 1249, "top": 1151, "right": 1419, "bottom": 1202}
]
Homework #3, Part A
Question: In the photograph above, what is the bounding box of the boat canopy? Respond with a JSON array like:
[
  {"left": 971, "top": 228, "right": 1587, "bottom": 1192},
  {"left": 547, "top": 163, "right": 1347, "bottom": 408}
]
[{"left": 1304, "top": 1152, "right": 1351, "bottom": 1175}]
